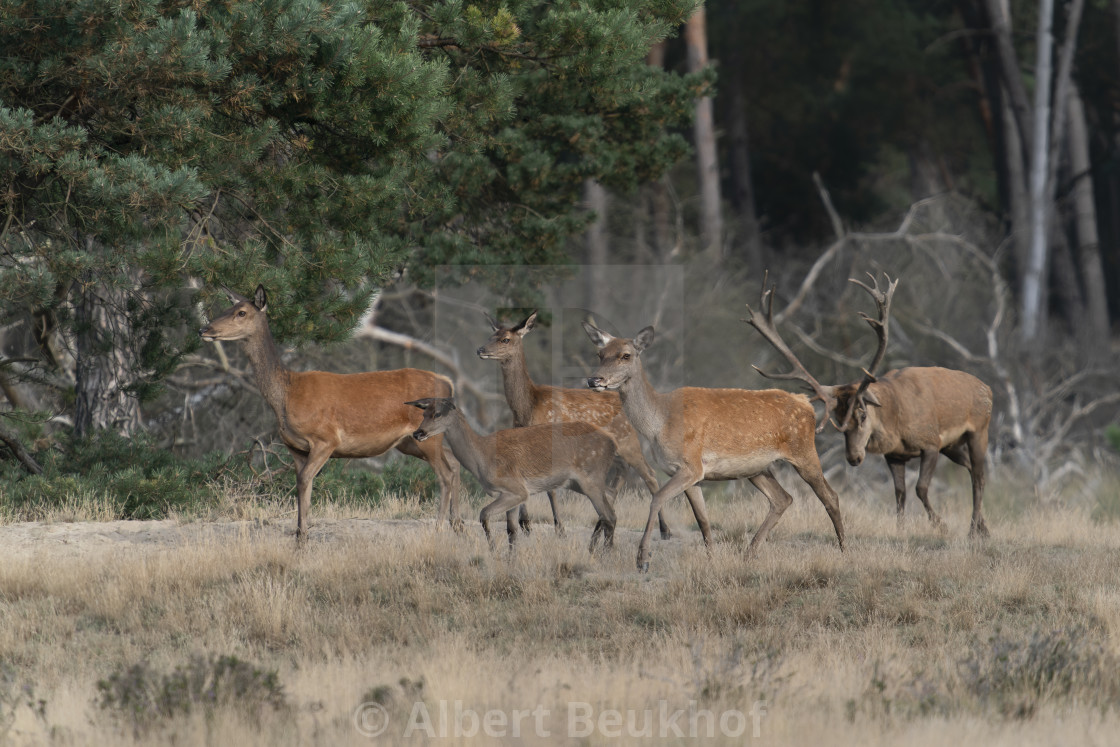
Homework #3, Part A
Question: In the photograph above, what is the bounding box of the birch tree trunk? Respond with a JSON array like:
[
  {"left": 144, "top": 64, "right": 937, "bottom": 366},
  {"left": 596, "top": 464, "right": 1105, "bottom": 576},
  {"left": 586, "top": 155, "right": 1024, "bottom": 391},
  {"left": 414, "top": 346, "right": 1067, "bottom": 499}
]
[{"left": 1021, "top": 0, "right": 1055, "bottom": 344}]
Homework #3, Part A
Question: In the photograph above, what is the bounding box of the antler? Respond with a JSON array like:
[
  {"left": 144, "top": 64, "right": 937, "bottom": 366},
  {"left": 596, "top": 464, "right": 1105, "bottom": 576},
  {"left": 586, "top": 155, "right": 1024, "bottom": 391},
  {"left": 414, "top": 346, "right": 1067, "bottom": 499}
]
[
  {"left": 838, "top": 272, "right": 899, "bottom": 428},
  {"left": 743, "top": 272, "right": 836, "bottom": 432}
]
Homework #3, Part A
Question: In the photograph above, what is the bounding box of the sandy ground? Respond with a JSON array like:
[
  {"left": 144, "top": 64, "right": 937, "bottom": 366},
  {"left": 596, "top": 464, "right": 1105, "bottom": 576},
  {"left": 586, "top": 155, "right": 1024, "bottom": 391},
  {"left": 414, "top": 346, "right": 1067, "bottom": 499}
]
[
  {"left": 0, "top": 515, "right": 669, "bottom": 563},
  {"left": 0, "top": 517, "right": 447, "bottom": 560}
]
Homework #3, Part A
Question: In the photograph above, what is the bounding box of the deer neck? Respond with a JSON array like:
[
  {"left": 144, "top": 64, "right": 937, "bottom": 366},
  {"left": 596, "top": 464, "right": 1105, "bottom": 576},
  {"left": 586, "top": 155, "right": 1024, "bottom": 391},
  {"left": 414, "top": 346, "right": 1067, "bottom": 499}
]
[
  {"left": 498, "top": 349, "right": 537, "bottom": 427},
  {"left": 439, "top": 411, "right": 493, "bottom": 484},
  {"left": 241, "top": 324, "right": 293, "bottom": 426},
  {"left": 614, "top": 361, "right": 667, "bottom": 440}
]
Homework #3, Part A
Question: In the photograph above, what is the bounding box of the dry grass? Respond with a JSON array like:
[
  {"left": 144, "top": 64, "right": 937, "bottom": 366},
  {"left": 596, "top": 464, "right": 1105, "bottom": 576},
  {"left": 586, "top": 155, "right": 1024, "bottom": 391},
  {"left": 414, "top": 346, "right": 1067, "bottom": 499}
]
[{"left": 2, "top": 468, "right": 1120, "bottom": 745}]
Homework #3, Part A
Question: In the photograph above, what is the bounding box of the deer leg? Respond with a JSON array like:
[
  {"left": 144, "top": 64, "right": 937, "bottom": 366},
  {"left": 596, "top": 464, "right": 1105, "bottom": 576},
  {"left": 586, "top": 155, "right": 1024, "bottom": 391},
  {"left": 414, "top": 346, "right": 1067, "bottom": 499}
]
[
  {"left": 790, "top": 459, "right": 846, "bottom": 552},
  {"left": 682, "top": 486, "right": 712, "bottom": 549},
  {"left": 580, "top": 477, "right": 618, "bottom": 554},
  {"left": 481, "top": 493, "right": 527, "bottom": 550},
  {"left": 517, "top": 504, "right": 532, "bottom": 535},
  {"left": 637, "top": 469, "right": 699, "bottom": 572},
  {"left": 546, "top": 490, "right": 566, "bottom": 536},
  {"left": 291, "top": 442, "right": 335, "bottom": 546},
  {"left": 745, "top": 470, "right": 795, "bottom": 557},
  {"left": 914, "top": 449, "right": 944, "bottom": 528},
  {"left": 885, "top": 456, "right": 909, "bottom": 525},
  {"left": 966, "top": 430, "right": 990, "bottom": 539},
  {"left": 398, "top": 435, "right": 464, "bottom": 532},
  {"left": 616, "top": 428, "right": 672, "bottom": 540}
]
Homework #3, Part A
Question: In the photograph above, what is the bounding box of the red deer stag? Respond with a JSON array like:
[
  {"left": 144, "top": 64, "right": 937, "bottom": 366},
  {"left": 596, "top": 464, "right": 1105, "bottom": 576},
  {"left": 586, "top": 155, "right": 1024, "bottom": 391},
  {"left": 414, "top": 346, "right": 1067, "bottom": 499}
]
[
  {"left": 477, "top": 311, "right": 672, "bottom": 538},
  {"left": 408, "top": 398, "right": 619, "bottom": 552},
  {"left": 199, "top": 285, "right": 462, "bottom": 542},
  {"left": 583, "top": 320, "right": 846, "bottom": 572},
  {"left": 744, "top": 273, "right": 991, "bottom": 537}
]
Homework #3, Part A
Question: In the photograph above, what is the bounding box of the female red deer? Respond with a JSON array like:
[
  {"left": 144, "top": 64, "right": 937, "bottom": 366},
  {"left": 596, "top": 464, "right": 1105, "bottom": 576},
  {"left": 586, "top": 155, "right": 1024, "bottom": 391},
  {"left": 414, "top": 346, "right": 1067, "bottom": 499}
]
[{"left": 199, "top": 285, "right": 462, "bottom": 542}]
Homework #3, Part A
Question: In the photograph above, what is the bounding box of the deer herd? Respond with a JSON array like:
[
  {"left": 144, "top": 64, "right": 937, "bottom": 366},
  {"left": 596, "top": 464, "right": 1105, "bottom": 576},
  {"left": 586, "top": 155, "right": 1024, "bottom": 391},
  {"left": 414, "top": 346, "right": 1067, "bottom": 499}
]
[{"left": 201, "top": 274, "right": 992, "bottom": 571}]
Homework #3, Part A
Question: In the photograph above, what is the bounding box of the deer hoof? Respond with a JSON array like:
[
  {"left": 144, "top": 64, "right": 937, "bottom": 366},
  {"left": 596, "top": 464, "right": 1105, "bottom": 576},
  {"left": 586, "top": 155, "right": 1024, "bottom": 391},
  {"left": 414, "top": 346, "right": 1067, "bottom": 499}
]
[
  {"left": 659, "top": 528, "right": 673, "bottom": 540},
  {"left": 636, "top": 549, "right": 652, "bottom": 573},
  {"left": 450, "top": 517, "right": 466, "bottom": 533},
  {"left": 554, "top": 522, "right": 566, "bottom": 538},
  {"left": 969, "top": 520, "right": 990, "bottom": 539}
]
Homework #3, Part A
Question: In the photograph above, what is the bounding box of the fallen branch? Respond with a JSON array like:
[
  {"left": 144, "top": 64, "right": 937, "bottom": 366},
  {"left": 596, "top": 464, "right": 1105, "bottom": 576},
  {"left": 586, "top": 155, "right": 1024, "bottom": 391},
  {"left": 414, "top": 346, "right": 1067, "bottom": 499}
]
[{"left": 0, "top": 417, "right": 42, "bottom": 475}]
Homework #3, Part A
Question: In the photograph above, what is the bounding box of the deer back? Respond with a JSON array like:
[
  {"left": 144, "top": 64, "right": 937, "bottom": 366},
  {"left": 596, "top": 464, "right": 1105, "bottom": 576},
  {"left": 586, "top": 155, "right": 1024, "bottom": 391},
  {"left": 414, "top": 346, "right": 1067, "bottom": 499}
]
[
  {"left": 487, "top": 421, "right": 613, "bottom": 475},
  {"left": 839, "top": 367, "right": 992, "bottom": 455},
  {"left": 284, "top": 368, "right": 453, "bottom": 457}
]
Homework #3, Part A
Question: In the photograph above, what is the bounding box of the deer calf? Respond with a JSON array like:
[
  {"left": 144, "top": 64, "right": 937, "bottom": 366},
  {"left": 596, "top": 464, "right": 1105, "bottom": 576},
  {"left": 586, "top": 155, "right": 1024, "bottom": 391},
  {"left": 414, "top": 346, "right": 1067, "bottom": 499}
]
[
  {"left": 408, "top": 397, "right": 618, "bottom": 552},
  {"left": 584, "top": 321, "right": 846, "bottom": 572},
  {"left": 745, "top": 273, "right": 992, "bottom": 537},
  {"left": 199, "top": 285, "right": 463, "bottom": 542},
  {"left": 477, "top": 310, "right": 672, "bottom": 538}
]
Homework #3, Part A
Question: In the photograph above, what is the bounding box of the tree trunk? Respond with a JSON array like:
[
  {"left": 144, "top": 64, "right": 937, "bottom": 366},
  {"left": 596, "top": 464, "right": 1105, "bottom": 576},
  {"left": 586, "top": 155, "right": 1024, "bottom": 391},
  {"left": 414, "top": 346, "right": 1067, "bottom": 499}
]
[
  {"left": 983, "top": 0, "right": 1035, "bottom": 161},
  {"left": 644, "top": 43, "right": 674, "bottom": 263},
  {"left": 726, "top": 51, "right": 762, "bottom": 271},
  {"left": 72, "top": 247, "right": 142, "bottom": 438},
  {"left": 1021, "top": 0, "right": 1055, "bottom": 344},
  {"left": 583, "top": 179, "right": 609, "bottom": 312},
  {"left": 1065, "top": 81, "right": 1111, "bottom": 343},
  {"left": 684, "top": 7, "right": 722, "bottom": 262}
]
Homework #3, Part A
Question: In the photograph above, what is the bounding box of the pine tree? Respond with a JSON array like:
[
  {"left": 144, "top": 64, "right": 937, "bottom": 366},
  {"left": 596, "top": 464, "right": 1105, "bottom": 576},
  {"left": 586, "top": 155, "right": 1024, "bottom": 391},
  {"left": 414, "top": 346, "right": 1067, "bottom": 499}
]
[{"left": 0, "top": 0, "right": 700, "bottom": 435}]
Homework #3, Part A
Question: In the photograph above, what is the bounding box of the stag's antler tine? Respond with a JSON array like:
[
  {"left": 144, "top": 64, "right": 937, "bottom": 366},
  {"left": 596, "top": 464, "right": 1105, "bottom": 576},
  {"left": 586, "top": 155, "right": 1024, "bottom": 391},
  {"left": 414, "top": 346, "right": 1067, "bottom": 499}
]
[
  {"left": 838, "top": 272, "right": 898, "bottom": 431},
  {"left": 744, "top": 272, "right": 837, "bottom": 428}
]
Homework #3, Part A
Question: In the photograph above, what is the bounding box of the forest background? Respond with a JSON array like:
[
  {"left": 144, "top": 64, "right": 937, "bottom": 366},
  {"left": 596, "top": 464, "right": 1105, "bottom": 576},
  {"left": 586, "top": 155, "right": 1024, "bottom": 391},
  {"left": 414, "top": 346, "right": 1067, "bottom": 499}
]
[{"left": 1, "top": 0, "right": 1118, "bottom": 510}]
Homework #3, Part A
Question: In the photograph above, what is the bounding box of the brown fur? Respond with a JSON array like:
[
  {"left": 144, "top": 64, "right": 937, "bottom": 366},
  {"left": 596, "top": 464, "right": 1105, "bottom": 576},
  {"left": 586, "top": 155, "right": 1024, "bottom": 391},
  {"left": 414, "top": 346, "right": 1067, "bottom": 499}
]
[
  {"left": 477, "top": 311, "right": 669, "bottom": 537},
  {"left": 833, "top": 366, "right": 992, "bottom": 536},
  {"left": 410, "top": 398, "right": 618, "bottom": 552},
  {"left": 199, "top": 286, "right": 462, "bottom": 542},
  {"left": 584, "top": 322, "right": 845, "bottom": 571}
]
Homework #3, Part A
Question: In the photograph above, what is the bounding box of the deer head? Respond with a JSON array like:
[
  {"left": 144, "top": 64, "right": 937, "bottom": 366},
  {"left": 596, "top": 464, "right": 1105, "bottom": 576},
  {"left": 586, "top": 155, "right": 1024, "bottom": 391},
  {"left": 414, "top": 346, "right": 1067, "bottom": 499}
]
[
  {"left": 583, "top": 321, "right": 654, "bottom": 391},
  {"left": 407, "top": 397, "right": 457, "bottom": 441},
  {"left": 744, "top": 271, "right": 897, "bottom": 446},
  {"left": 476, "top": 310, "right": 538, "bottom": 361},
  {"left": 199, "top": 284, "right": 269, "bottom": 342}
]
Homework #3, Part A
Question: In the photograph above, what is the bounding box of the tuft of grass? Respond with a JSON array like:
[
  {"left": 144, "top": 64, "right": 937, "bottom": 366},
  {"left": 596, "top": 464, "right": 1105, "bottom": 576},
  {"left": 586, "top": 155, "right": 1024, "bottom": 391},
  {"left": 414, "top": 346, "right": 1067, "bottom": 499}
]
[{"left": 96, "top": 655, "right": 288, "bottom": 736}]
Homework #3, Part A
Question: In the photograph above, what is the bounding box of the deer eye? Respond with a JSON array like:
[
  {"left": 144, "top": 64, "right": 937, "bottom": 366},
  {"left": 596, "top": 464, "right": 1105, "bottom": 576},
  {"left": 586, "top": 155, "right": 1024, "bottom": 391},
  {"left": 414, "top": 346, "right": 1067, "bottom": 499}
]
[
  {"left": 237, "top": 310, "right": 246, "bottom": 317},
  {"left": 501, "top": 338, "right": 510, "bottom": 344},
  {"left": 621, "top": 353, "right": 631, "bottom": 361}
]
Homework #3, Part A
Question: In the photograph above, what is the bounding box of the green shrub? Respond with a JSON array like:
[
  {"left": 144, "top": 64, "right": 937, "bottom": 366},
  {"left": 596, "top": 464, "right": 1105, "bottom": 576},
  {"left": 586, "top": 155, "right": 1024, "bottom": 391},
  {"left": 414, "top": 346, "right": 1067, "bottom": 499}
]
[{"left": 1107, "top": 425, "right": 1120, "bottom": 453}]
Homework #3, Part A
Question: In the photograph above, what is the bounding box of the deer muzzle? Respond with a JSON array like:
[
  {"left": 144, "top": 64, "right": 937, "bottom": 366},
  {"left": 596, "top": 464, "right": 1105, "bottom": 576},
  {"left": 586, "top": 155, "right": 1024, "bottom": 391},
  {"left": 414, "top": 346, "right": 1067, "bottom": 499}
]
[
  {"left": 586, "top": 376, "right": 607, "bottom": 392},
  {"left": 412, "top": 428, "right": 429, "bottom": 442}
]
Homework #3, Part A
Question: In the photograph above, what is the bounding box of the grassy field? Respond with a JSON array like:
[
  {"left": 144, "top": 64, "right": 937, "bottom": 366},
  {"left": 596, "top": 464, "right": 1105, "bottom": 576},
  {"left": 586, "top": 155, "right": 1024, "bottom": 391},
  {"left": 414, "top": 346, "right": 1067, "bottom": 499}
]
[{"left": 2, "top": 464, "right": 1120, "bottom": 745}]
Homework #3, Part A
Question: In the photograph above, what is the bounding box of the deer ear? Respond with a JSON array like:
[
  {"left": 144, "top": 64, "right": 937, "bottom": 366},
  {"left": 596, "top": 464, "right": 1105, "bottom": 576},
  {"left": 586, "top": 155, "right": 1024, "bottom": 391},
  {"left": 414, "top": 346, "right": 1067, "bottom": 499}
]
[
  {"left": 483, "top": 311, "right": 500, "bottom": 331},
  {"left": 514, "top": 310, "right": 538, "bottom": 337},
  {"left": 862, "top": 390, "right": 882, "bottom": 407},
  {"left": 633, "top": 326, "right": 655, "bottom": 354},
  {"left": 253, "top": 284, "right": 268, "bottom": 312},
  {"left": 582, "top": 319, "right": 613, "bottom": 348},
  {"left": 405, "top": 399, "right": 431, "bottom": 410},
  {"left": 220, "top": 285, "right": 247, "bottom": 306}
]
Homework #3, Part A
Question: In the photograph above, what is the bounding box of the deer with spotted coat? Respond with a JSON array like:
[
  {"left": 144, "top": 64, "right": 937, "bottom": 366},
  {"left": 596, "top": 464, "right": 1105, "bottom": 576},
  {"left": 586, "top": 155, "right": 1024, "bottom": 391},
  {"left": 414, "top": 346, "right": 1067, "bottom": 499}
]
[{"left": 584, "top": 320, "right": 846, "bottom": 572}]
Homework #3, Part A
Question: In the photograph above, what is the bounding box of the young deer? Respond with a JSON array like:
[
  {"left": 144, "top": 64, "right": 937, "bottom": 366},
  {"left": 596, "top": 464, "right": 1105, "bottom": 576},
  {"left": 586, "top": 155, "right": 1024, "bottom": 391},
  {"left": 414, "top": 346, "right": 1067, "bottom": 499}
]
[
  {"left": 477, "top": 311, "right": 672, "bottom": 538},
  {"left": 745, "top": 273, "right": 992, "bottom": 537},
  {"left": 408, "top": 398, "right": 618, "bottom": 552},
  {"left": 199, "top": 285, "right": 462, "bottom": 542},
  {"left": 584, "top": 321, "right": 846, "bottom": 572}
]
